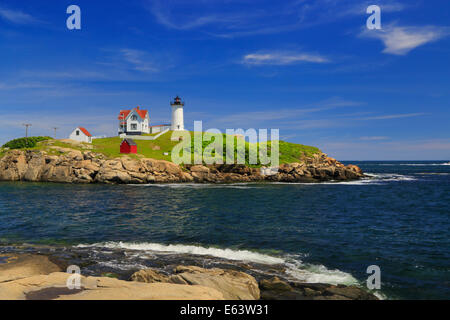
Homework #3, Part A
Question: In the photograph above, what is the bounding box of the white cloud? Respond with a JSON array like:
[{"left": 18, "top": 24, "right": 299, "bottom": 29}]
[
  {"left": 0, "top": 6, "right": 37, "bottom": 24},
  {"left": 242, "top": 51, "right": 329, "bottom": 65},
  {"left": 359, "top": 136, "right": 389, "bottom": 141},
  {"left": 361, "top": 25, "right": 450, "bottom": 55},
  {"left": 359, "top": 113, "right": 425, "bottom": 120},
  {"left": 147, "top": 0, "right": 409, "bottom": 38},
  {"left": 202, "top": 97, "right": 363, "bottom": 128},
  {"left": 120, "top": 49, "right": 159, "bottom": 72}
]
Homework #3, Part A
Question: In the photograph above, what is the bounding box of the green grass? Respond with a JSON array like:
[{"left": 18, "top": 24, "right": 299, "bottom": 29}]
[
  {"left": 1, "top": 131, "right": 321, "bottom": 165},
  {"left": 92, "top": 132, "right": 179, "bottom": 161}
]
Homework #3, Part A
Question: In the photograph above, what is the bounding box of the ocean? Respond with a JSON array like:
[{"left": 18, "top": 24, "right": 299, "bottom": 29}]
[{"left": 0, "top": 161, "right": 449, "bottom": 299}]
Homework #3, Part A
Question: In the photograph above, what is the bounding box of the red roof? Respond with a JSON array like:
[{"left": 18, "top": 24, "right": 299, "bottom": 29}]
[
  {"left": 118, "top": 106, "right": 148, "bottom": 120},
  {"left": 78, "top": 127, "right": 92, "bottom": 137}
]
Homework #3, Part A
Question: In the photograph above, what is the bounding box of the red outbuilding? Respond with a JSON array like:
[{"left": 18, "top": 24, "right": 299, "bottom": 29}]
[{"left": 120, "top": 138, "right": 137, "bottom": 154}]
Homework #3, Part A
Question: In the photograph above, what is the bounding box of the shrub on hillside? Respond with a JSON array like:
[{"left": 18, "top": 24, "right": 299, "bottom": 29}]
[{"left": 2, "top": 136, "right": 52, "bottom": 149}]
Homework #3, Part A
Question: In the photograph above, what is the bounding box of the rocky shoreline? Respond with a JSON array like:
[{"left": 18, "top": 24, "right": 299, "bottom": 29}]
[
  {"left": 0, "top": 254, "right": 378, "bottom": 300},
  {"left": 0, "top": 149, "right": 364, "bottom": 184}
]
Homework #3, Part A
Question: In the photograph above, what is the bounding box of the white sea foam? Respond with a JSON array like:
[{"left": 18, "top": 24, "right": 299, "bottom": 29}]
[
  {"left": 77, "top": 241, "right": 284, "bottom": 265},
  {"left": 268, "top": 173, "right": 417, "bottom": 185},
  {"left": 373, "top": 291, "right": 387, "bottom": 300},
  {"left": 285, "top": 260, "right": 359, "bottom": 285},
  {"left": 76, "top": 241, "right": 360, "bottom": 286},
  {"left": 98, "top": 260, "right": 148, "bottom": 271},
  {"left": 363, "top": 173, "right": 417, "bottom": 182}
]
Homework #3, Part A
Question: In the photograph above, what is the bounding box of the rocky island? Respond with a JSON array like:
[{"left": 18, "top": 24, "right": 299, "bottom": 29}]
[{"left": 0, "top": 148, "right": 363, "bottom": 184}]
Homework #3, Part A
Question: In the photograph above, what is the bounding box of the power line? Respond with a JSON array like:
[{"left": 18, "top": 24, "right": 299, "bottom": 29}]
[
  {"left": 52, "top": 127, "right": 59, "bottom": 139},
  {"left": 22, "top": 123, "right": 32, "bottom": 137},
  {"left": 22, "top": 123, "right": 32, "bottom": 147}
]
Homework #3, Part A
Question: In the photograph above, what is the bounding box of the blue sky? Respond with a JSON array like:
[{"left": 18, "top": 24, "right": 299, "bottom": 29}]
[{"left": 0, "top": 0, "right": 449, "bottom": 160}]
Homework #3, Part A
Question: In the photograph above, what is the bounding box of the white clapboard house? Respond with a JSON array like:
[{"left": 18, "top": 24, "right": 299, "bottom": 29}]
[
  {"left": 118, "top": 106, "right": 150, "bottom": 135},
  {"left": 69, "top": 127, "right": 92, "bottom": 143}
]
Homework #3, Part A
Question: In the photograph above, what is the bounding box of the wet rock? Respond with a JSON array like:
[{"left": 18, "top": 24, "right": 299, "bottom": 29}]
[
  {"left": 258, "top": 277, "right": 378, "bottom": 300},
  {"left": 260, "top": 277, "right": 292, "bottom": 292}
]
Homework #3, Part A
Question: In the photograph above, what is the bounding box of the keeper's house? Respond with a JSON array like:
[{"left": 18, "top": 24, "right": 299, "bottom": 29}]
[{"left": 118, "top": 106, "right": 150, "bottom": 135}]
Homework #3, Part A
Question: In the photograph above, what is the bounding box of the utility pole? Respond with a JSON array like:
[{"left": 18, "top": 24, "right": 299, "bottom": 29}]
[
  {"left": 22, "top": 123, "right": 32, "bottom": 146},
  {"left": 52, "top": 127, "right": 59, "bottom": 139}
]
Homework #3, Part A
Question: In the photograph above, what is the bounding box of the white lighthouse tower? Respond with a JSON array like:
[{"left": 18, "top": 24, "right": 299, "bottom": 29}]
[{"left": 171, "top": 96, "right": 184, "bottom": 131}]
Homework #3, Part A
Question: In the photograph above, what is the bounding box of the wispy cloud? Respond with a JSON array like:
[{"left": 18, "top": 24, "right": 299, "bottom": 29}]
[
  {"left": 361, "top": 24, "right": 450, "bottom": 55},
  {"left": 359, "top": 136, "right": 390, "bottom": 141},
  {"left": 290, "top": 0, "right": 407, "bottom": 29},
  {"left": 0, "top": 6, "right": 38, "bottom": 24},
  {"left": 204, "top": 97, "right": 363, "bottom": 128},
  {"left": 120, "top": 49, "right": 159, "bottom": 72},
  {"left": 359, "top": 113, "right": 425, "bottom": 120},
  {"left": 0, "top": 82, "right": 51, "bottom": 90},
  {"left": 337, "top": 1, "right": 406, "bottom": 16},
  {"left": 148, "top": 0, "right": 261, "bottom": 32},
  {"left": 147, "top": 0, "right": 408, "bottom": 38},
  {"left": 242, "top": 51, "right": 329, "bottom": 65}
]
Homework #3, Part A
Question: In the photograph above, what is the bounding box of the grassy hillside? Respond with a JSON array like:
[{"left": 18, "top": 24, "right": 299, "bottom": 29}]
[{"left": 1, "top": 131, "right": 321, "bottom": 166}]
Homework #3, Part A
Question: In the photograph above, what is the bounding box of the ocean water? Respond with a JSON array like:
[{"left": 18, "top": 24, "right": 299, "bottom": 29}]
[{"left": 0, "top": 161, "right": 449, "bottom": 299}]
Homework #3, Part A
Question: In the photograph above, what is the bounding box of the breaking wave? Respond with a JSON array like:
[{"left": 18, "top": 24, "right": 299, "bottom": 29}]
[
  {"left": 269, "top": 173, "right": 417, "bottom": 185},
  {"left": 76, "top": 241, "right": 358, "bottom": 285},
  {"left": 77, "top": 241, "right": 284, "bottom": 265}
]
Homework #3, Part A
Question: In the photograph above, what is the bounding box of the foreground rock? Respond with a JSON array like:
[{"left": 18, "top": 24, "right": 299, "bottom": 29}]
[
  {"left": 0, "top": 254, "right": 62, "bottom": 283},
  {"left": 259, "top": 277, "right": 378, "bottom": 300},
  {"left": 0, "top": 255, "right": 378, "bottom": 300},
  {"left": 0, "top": 272, "right": 224, "bottom": 300},
  {"left": 0, "top": 150, "right": 364, "bottom": 184},
  {"left": 0, "top": 254, "right": 224, "bottom": 300},
  {"left": 131, "top": 266, "right": 260, "bottom": 300}
]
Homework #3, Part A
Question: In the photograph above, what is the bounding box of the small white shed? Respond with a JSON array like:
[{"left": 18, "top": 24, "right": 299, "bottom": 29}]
[{"left": 69, "top": 127, "right": 92, "bottom": 143}]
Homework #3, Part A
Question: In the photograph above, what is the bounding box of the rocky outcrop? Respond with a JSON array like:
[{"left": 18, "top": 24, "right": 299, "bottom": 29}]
[
  {"left": 0, "top": 150, "right": 364, "bottom": 184},
  {"left": 0, "top": 254, "right": 62, "bottom": 283},
  {"left": 259, "top": 277, "right": 378, "bottom": 300},
  {"left": 0, "top": 254, "right": 224, "bottom": 300},
  {"left": 0, "top": 255, "right": 378, "bottom": 300},
  {"left": 0, "top": 272, "right": 225, "bottom": 300},
  {"left": 131, "top": 266, "right": 260, "bottom": 300}
]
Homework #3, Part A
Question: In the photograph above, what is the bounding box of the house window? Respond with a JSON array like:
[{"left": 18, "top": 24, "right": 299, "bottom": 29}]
[
  {"left": 76, "top": 130, "right": 80, "bottom": 136},
  {"left": 131, "top": 124, "right": 137, "bottom": 130},
  {"left": 131, "top": 115, "right": 137, "bottom": 120}
]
